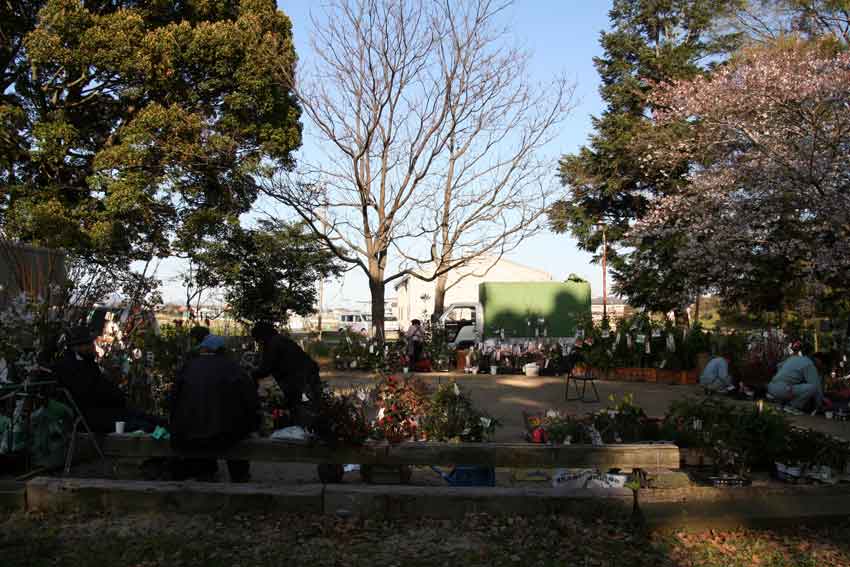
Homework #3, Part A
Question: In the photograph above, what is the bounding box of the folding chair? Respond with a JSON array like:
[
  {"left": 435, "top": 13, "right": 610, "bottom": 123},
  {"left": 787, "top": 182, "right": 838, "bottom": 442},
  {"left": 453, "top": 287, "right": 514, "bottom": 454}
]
[
  {"left": 564, "top": 366, "right": 600, "bottom": 403},
  {"left": 55, "top": 385, "right": 106, "bottom": 475},
  {"left": 0, "top": 380, "right": 106, "bottom": 476}
]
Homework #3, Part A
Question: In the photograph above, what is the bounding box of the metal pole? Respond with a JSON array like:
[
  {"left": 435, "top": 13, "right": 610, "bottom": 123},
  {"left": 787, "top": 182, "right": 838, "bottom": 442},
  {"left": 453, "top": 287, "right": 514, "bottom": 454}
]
[
  {"left": 317, "top": 278, "right": 324, "bottom": 341},
  {"left": 602, "top": 227, "right": 607, "bottom": 320}
]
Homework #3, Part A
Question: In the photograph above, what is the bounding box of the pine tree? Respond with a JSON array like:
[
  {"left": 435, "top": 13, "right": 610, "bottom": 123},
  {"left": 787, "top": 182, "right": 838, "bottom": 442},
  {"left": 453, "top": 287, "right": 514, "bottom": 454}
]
[{"left": 550, "top": 0, "right": 746, "bottom": 312}]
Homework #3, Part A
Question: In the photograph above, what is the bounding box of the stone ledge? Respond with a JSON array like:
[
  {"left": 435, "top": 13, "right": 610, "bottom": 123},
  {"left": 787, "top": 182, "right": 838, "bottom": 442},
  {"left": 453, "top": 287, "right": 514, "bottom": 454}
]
[
  {"left": 25, "top": 477, "right": 323, "bottom": 515},
  {"left": 642, "top": 484, "right": 850, "bottom": 530},
  {"left": 325, "top": 484, "right": 633, "bottom": 519}
]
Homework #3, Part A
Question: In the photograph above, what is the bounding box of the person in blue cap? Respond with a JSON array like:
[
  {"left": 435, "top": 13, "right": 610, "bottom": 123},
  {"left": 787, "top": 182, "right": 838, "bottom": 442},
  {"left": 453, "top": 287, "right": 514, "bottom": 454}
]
[{"left": 169, "top": 334, "right": 258, "bottom": 482}]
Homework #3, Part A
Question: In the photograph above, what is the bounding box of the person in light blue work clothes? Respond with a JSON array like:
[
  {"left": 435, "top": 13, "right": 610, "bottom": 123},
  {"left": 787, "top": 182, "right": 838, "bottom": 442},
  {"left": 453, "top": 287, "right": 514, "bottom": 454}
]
[
  {"left": 767, "top": 353, "right": 828, "bottom": 412},
  {"left": 700, "top": 351, "right": 735, "bottom": 393}
]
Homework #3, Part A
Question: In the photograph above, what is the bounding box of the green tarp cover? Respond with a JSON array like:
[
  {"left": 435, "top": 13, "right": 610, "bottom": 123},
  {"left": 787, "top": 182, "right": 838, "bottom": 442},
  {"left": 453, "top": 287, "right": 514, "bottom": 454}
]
[
  {"left": 0, "top": 399, "right": 72, "bottom": 468},
  {"left": 480, "top": 281, "right": 590, "bottom": 339}
]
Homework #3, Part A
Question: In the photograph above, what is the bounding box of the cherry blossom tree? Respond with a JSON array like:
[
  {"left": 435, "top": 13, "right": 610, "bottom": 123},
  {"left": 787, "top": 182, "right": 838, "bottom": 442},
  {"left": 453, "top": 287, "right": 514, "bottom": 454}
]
[{"left": 629, "top": 39, "right": 850, "bottom": 315}]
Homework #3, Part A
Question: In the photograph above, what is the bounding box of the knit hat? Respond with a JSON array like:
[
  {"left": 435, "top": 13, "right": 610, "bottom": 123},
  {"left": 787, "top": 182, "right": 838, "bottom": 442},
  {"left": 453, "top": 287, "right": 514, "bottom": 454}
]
[
  {"left": 199, "top": 334, "right": 225, "bottom": 352},
  {"left": 65, "top": 326, "right": 96, "bottom": 347}
]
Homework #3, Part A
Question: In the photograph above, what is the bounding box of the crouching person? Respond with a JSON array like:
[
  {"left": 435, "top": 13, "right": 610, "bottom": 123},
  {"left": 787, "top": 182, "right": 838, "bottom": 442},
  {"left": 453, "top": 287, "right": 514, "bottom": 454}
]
[
  {"left": 700, "top": 351, "right": 735, "bottom": 394},
  {"left": 170, "top": 335, "right": 259, "bottom": 482},
  {"left": 767, "top": 352, "right": 828, "bottom": 413}
]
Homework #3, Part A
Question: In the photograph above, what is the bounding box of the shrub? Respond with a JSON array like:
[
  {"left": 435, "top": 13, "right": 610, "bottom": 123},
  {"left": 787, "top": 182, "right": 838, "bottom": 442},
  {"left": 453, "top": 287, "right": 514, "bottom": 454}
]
[{"left": 421, "top": 382, "right": 499, "bottom": 442}]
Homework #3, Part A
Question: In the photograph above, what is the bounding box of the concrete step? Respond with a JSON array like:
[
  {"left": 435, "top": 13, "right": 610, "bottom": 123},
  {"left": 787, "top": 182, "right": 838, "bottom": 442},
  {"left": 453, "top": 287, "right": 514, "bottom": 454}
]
[
  {"left": 21, "top": 477, "right": 850, "bottom": 530},
  {"left": 641, "top": 484, "right": 850, "bottom": 530}
]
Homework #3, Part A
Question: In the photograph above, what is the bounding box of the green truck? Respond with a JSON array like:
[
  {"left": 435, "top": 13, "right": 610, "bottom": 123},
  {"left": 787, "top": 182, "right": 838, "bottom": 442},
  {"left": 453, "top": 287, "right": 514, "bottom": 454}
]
[{"left": 439, "top": 279, "right": 592, "bottom": 347}]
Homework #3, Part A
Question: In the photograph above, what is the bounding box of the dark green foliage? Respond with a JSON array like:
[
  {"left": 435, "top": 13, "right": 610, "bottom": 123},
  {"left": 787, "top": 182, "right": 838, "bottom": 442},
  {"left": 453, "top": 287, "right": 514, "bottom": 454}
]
[
  {"left": 1, "top": 0, "right": 301, "bottom": 264},
  {"left": 422, "top": 323, "right": 454, "bottom": 372},
  {"left": 421, "top": 382, "right": 499, "bottom": 442},
  {"left": 196, "top": 220, "right": 342, "bottom": 324},
  {"left": 551, "top": 0, "right": 745, "bottom": 311},
  {"left": 312, "top": 390, "right": 371, "bottom": 447},
  {"left": 659, "top": 396, "right": 850, "bottom": 475}
]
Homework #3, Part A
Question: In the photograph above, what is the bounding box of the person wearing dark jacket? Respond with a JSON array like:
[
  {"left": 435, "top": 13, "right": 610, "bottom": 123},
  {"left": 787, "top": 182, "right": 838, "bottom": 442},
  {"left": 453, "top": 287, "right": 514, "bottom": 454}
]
[
  {"left": 52, "top": 326, "right": 161, "bottom": 433},
  {"left": 169, "top": 335, "right": 258, "bottom": 482},
  {"left": 250, "top": 322, "right": 321, "bottom": 424}
]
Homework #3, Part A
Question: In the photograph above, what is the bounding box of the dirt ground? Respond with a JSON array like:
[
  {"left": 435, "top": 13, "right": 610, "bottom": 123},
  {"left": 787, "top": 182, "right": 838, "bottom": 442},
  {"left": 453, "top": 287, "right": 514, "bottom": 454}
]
[{"left": 5, "top": 509, "right": 850, "bottom": 567}]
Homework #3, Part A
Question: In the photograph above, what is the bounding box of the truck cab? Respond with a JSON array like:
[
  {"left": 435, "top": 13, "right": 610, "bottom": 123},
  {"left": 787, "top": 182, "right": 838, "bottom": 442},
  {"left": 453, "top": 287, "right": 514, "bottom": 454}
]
[{"left": 439, "top": 303, "right": 480, "bottom": 349}]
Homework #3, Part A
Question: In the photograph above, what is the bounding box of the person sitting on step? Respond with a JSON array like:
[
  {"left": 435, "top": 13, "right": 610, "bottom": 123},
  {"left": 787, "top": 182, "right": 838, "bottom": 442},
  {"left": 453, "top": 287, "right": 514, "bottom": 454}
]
[{"left": 169, "top": 335, "right": 258, "bottom": 482}]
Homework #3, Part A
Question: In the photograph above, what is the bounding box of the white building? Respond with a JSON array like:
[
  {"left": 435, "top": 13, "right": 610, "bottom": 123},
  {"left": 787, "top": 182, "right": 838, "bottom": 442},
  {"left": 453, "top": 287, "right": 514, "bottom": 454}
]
[
  {"left": 393, "top": 255, "right": 553, "bottom": 327},
  {"left": 591, "top": 296, "right": 632, "bottom": 324}
]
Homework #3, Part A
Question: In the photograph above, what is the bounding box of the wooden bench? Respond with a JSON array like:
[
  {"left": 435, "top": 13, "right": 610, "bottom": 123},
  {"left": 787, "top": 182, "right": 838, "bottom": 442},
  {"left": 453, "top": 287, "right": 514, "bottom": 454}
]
[{"left": 82, "top": 435, "right": 680, "bottom": 470}]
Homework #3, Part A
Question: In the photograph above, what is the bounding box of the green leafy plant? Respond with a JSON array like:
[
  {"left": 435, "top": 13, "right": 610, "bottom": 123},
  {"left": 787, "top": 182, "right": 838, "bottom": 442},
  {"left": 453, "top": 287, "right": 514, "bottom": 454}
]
[
  {"left": 541, "top": 411, "right": 591, "bottom": 445},
  {"left": 421, "top": 381, "right": 499, "bottom": 442}
]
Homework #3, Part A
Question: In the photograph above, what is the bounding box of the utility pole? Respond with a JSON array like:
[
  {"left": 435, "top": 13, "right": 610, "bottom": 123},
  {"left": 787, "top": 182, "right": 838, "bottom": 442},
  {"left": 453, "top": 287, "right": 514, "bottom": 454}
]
[
  {"left": 597, "top": 223, "right": 607, "bottom": 321},
  {"left": 317, "top": 278, "right": 324, "bottom": 341}
]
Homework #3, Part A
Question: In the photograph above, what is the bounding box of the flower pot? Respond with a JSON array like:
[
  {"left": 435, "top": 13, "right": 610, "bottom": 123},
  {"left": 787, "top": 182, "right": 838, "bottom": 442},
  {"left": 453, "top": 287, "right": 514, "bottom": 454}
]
[
  {"left": 456, "top": 349, "right": 471, "bottom": 370},
  {"left": 657, "top": 369, "right": 677, "bottom": 384}
]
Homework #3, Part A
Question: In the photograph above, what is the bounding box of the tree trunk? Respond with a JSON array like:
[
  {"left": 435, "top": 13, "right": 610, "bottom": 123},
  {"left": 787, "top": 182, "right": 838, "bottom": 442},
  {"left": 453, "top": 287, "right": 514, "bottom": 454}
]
[
  {"left": 432, "top": 272, "right": 449, "bottom": 323},
  {"left": 369, "top": 269, "right": 386, "bottom": 344},
  {"left": 694, "top": 293, "right": 701, "bottom": 325}
]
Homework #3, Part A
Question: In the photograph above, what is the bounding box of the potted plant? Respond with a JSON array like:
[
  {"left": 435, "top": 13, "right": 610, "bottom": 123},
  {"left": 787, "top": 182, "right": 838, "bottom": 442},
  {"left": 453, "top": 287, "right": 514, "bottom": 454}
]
[
  {"left": 421, "top": 382, "right": 500, "bottom": 485},
  {"left": 362, "top": 375, "right": 431, "bottom": 484}
]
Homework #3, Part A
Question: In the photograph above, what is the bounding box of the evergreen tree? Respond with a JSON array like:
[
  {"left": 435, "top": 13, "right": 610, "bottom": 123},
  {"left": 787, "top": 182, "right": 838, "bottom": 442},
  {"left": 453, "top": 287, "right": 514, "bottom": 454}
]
[
  {"left": 0, "top": 1, "right": 301, "bottom": 265},
  {"left": 550, "top": 0, "right": 745, "bottom": 313},
  {"left": 196, "top": 221, "right": 342, "bottom": 324}
]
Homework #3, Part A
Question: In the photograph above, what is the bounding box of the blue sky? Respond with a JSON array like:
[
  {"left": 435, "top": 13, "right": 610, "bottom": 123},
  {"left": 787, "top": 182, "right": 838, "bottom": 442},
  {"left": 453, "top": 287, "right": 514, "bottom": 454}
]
[{"left": 158, "top": 1, "right": 613, "bottom": 306}]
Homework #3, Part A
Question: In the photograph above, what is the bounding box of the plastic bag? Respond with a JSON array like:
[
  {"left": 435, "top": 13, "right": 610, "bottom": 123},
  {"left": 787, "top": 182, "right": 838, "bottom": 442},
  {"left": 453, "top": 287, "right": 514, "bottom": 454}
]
[{"left": 271, "top": 426, "right": 310, "bottom": 442}]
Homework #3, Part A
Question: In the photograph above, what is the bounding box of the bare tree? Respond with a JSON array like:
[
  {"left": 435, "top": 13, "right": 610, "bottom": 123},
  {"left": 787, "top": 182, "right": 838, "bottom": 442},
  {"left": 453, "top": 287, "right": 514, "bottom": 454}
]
[{"left": 264, "top": 0, "right": 574, "bottom": 339}]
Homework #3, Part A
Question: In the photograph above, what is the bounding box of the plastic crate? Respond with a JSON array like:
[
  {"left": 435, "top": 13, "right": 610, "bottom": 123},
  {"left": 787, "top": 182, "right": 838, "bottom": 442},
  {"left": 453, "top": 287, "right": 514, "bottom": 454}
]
[{"left": 431, "top": 465, "right": 496, "bottom": 487}]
